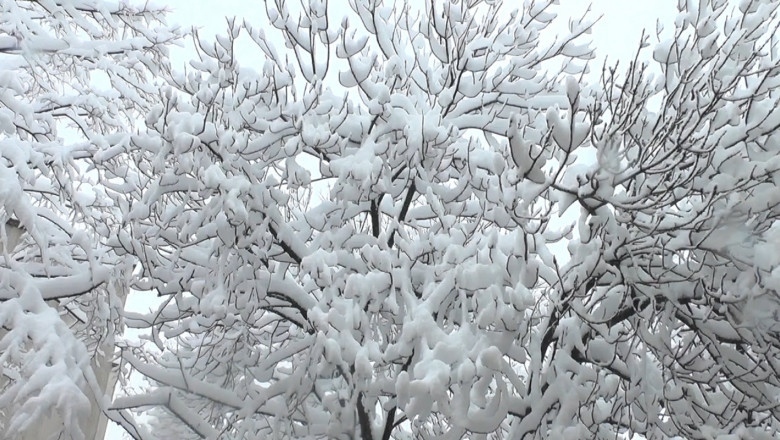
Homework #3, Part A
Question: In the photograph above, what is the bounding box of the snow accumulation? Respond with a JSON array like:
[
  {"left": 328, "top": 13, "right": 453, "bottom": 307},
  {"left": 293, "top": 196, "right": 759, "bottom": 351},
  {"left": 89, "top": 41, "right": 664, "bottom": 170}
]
[{"left": 5, "top": 0, "right": 780, "bottom": 439}]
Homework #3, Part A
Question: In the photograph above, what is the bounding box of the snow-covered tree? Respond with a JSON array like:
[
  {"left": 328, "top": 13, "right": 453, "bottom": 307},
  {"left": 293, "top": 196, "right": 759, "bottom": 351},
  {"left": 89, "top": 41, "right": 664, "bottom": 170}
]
[
  {"left": 0, "top": 1, "right": 179, "bottom": 438},
  {"left": 101, "top": 0, "right": 780, "bottom": 438}
]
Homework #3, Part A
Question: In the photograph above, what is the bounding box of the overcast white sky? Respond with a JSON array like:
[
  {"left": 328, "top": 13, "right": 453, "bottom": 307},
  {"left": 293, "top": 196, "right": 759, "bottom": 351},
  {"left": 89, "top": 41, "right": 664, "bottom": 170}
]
[
  {"left": 159, "top": 0, "right": 679, "bottom": 69},
  {"left": 106, "top": 1, "right": 678, "bottom": 438}
]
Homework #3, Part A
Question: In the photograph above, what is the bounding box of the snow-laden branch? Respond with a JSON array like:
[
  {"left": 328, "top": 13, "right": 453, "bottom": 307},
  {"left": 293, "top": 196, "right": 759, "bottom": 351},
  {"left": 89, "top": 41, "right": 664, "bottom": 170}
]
[
  {"left": 112, "top": 388, "right": 220, "bottom": 439},
  {"left": 85, "top": 0, "right": 780, "bottom": 438},
  {"left": 0, "top": 0, "right": 181, "bottom": 438}
]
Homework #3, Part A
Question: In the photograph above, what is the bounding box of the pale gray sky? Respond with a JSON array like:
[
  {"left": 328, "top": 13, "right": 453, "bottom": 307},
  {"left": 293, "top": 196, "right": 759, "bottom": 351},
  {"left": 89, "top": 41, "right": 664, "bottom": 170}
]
[{"left": 159, "top": 0, "right": 679, "bottom": 70}]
